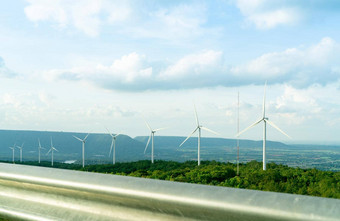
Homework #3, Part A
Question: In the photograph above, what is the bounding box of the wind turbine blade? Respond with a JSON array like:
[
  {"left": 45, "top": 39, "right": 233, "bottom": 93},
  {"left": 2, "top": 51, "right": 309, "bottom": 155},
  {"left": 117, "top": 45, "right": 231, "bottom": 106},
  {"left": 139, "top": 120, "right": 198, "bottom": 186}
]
[
  {"left": 144, "top": 134, "right": 152, "bottom": 154},
  {"left": 236, "top": 118, "right": 263, "bottom": 137},
  {"left": 108, "top": 139, "right": 114, "bottom": 156},
  {"left": 46, "top": 148, "right": 52, "bottom": 155},
  {"left": 105, "top": 127, "right": 114, "bottom": 137},
  {"left": 154, "top": 127, "right": 168, "bottom": 132},
  {"left": 179, "top": 127, "right": 198, "bottom": 147},
  {"left": 114, "top": 133, "right": 121, "bottom": 138},
  {"left": 194, "top": 104, "right": 199, "bottom": 126},
  {"left": 144, "top": 119, "right": 152, "bottom": 131},
  {"left": 84, "top": 133, "right": 90, "bottom": 141},
  {"left": 53, "top": 147, "right": 59, "bottom": 152},
  {"left": 265, "top": 119, "right": 291, "bottom": 139},
  {"left": 201, "top": 127, "right": 220, "bottom": 136},
  {"left": 262, "top": 81, "right": 267, "bottom": 118},
  {"left": 73, "top": 135, "right": 83, "bottom": 142}
]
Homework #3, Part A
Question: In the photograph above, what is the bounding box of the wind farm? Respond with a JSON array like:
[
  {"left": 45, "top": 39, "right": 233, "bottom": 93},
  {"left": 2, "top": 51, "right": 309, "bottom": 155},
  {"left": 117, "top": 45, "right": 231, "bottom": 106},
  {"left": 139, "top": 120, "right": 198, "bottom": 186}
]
[
  {"left": 0, "top": 87, "right": 338, "bottom": 171},
  {"left": 1, "top": 84, "right": 338, "bottom": 174}
]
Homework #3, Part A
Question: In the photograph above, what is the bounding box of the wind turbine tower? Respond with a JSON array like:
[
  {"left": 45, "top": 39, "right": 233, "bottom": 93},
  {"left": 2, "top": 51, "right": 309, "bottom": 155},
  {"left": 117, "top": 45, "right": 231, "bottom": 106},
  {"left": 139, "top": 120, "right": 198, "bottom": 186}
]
[
  {"left": 38, "top": 138, "right": 45, "bottom": 164},
  {"left": 47, "top": 137, "right": 58, "bottom": 166},
  {"left": 106, "top": 128, "right": 120, "bottom": 165},
  {"left": 16, "top": 143, "right": 24, "bottom": 163},
  {"left": 73, "top": 133, "right": 90, "bottom": 168},
  {"left": 9, "top": 143, "right": 15, "bottom": 163},
  {"left": 144, "top": 120, "right": 166, "bottom": 163},
  {"left": 237, "top": 82, "right": 291, "bottom": 170},
  {"left": 180, "top": 104, "right": 220, "bottom": 166},
  {"left": 237, "top": 92, "right": 240, "bottom": 176}
]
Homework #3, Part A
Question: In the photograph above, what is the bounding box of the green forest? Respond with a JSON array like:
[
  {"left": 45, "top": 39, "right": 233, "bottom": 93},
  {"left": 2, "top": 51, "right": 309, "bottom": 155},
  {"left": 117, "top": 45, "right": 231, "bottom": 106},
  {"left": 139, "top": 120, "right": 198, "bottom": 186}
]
[{"left": 12, "top": 160, "right": 340, "bottom": 199}]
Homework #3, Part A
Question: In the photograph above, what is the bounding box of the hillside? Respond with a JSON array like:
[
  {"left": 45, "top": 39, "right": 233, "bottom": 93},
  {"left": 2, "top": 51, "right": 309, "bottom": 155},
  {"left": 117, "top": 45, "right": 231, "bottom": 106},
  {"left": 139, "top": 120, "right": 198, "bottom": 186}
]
[{"left": 0, "top": 130, "right": 147, "bottom": 163}]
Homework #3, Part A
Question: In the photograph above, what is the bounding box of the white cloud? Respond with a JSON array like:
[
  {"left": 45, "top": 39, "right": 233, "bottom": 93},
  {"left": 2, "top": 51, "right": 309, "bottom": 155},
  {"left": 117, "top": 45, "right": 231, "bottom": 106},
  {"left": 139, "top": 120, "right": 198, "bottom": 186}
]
[
  {"left": 231, "top": 37, "right": 340, "bottom": 87},
  {"left": 3, "top": 93, "right": 20, "bottom": 107},
  {"left": 107, "top": 52, "right": 153, "bottom": 82},
  {"left": 69, "top": 1, "right": 102, "bottom": 37},
  {"left": 24, "top": 1, "right": 211, "bottom": 40},
  {"left": 38, "top": 92, "right": 55, "bottom": 106},
  {"left": 44, "top": 52, "right": 153, "bottom": 89},
  {"left": 161, "top": 50, "right": 223, "bottom": 78},
  {"left": 86, "top": 105, "right": 136, "bottom": 118},
  {"left": 24, "top": 0, "right": 132, "bottom": 37},
  {"left": 275, "top": 85, "right": 321, "bottom": 114},
  {"left": 40, "top": 37, "right": 340, "bottom": 91},
  {"left": 0, "top": 57, "right": 16, "bottom": 78},
  {"left": 24, "top": 0, "right": 68, "bottom": 25},
  {"left": 44, "top": 50, "right": 229, "bottom": 91},
  {"left": 269, "top": 84, "right": 340, "bottom": 129},
  {"left": 106, "top": 2, "right": 131, "bottom": 23},
  {"left": 107, "top": 3, "right": 212, "bottom": 42},
  {"left": 235, "top": 0, "right": 300, "bottom": 29},
  {"left": 145, "top": 4, "right": 207, "bottom": 39}
]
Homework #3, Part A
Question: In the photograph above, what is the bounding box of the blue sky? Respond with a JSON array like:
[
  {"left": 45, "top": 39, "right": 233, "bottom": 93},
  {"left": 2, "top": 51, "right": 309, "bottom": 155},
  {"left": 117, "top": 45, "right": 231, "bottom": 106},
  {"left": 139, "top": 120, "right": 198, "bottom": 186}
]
[{"left": 1, "top": 0, "right": 340, "bottom": 144}]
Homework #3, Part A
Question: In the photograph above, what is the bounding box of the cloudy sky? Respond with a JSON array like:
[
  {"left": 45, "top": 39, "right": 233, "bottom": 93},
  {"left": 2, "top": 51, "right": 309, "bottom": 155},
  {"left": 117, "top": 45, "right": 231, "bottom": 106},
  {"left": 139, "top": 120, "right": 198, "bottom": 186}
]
[{"left": 1, "top": 0, "right": 340, "bottom": 144}]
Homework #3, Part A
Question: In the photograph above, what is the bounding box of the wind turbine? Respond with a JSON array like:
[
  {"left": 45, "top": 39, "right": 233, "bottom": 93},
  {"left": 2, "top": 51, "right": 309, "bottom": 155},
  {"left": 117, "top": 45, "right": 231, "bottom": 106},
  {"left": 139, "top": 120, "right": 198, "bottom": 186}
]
[
  {"left": 179, "top": 104, "right": 220, "bottom": 166},
  {"left": 38, "top": 138, "right": 45, "bottom": 164},
  {"left": 237, "top": 82, "right": 291, "bottom": 170},
  {"left": 16, "top": 143, "right": 24, "bottom": 163},
  {"left": 106, "top": 128, "right": 120, "bottom": 165},
  {"left": 47, "top": 137, "right": 58, "bottom": 166},
  {"left": 9, "top": 143, "right": 15, "bottom": 163},
  {"left": 73, "top": 133, "right": 90, "bottom": 168},
  {"left": 144, "top": 120, "right": 166, "bottom": 164},
  {"left": 237, "top": 92, "right": 240, "bottom": 176}
]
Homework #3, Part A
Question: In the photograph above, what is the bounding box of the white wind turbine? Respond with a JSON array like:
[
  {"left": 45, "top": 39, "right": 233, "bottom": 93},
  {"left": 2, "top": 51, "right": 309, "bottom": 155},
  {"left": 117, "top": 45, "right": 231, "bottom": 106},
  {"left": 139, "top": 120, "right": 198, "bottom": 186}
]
[
  {"left": 9, "top": 143, "right": 15, "bottom": 163},
  {"left": 16, "top": 143, "right": 24, "bottom": 163},
  {"left": 237, "top": 82, "right": 291, "bottom": 170},
  {"left": 144, "top": 120, "right": 166, "bottom": 164},
  {"left": 106, "top": 128, "right": 120, "bottom": 165},
  {"left": 73, "top": 133, "right": 90, "bottom": 168},
  {"left": 179, "top": 104, "right": 220, "bottom": 166},
  {"left": 47, "top": 137, "right": 58, "bottom": 166},
  {"left": 38, "top": 138, "right": 45, "bottom": 164}
]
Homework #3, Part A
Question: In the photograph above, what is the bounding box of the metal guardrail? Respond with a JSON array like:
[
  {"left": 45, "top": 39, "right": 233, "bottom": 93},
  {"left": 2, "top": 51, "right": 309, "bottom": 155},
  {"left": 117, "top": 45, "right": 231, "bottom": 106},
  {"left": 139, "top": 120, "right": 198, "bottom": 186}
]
[{"left": 0, "top": 163, "right": 339, "bottom": 221}]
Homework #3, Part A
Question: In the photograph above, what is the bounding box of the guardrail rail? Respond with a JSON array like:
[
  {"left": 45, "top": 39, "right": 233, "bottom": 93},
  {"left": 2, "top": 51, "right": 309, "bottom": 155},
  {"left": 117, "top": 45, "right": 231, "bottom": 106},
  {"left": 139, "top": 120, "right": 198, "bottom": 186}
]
[{"left": 0, "top": 163, "right": 339, "bottom": 220}]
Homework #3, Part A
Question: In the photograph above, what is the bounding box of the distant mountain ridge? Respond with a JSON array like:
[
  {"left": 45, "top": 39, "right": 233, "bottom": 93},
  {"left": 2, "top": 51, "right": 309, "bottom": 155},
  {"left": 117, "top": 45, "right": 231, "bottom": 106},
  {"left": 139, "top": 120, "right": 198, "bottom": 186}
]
[
  {"left": 1, "top": 130, "right": 339, "bottom": 169},
  {"left": 0, "top": 129, "right": 147, "bottom": 163},
  {"left": 134, "top": 136, "right": 289, "bottom": 149}
]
